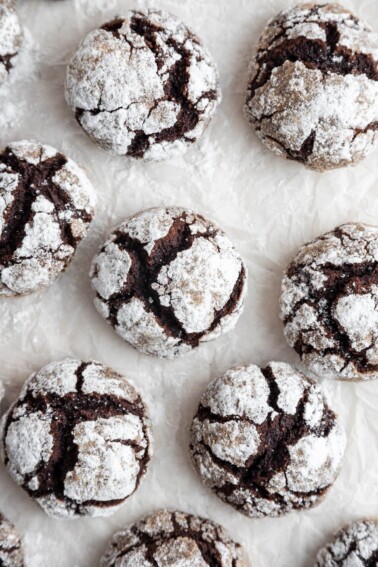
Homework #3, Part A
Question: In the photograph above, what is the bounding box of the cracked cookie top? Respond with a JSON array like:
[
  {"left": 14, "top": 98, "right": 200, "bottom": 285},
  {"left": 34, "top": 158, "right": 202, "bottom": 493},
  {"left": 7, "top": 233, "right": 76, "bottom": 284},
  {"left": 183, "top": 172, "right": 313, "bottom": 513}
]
[
  {"left": 189, "top": 362, "right": 346, "bottom": 519},
  {"left": 0, "top": 0, "right": 23, "bottom": 84},
  {"left": 0, "top": 140, "right": 96, "bottom": 296},
  {"left": 0, "top": 513, "right": 24, "bottom": 567},
  {"left": 90, "top": 207, "right": 247, "bottom": 359},
  {"left": 65, "top": 9, "right": 221, "bottom": 161},
  {"left": 244, "top": 3, "right": 378, "bottom": 171},
  {"left": 315, "top": 519, "right": 378, "bottom": 566},
  {"left": 280, "top": 223, "right": 378, "bottom": 381},
  {"left": 0, "top": 358, "right": 153, "bottom": 519},
  {"left": 101, "top": 509, "right": 247, "bottom": 567}
]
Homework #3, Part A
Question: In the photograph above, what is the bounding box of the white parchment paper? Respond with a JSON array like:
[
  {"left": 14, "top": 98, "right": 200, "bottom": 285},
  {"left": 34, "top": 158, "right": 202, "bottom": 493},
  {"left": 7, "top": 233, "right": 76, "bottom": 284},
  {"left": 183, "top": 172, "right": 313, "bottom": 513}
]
[{"left": 0, "top": 0, "right": 377, "bottom": 565}]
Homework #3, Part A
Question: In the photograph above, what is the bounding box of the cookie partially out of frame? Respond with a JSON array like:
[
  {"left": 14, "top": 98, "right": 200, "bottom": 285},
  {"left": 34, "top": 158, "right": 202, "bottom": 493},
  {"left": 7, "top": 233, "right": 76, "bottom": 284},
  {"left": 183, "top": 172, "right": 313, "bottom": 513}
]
[
  {"left": 101, "top": 509, "right": 247, "bottom": 567},
  {"left": 245, "top": 3, "right": 378, "bottom": 171},
  {"left": 90, "top": 207, "right": 247, "bottom": 359},
  {"left": 0, "top": 140, "right": 95, "bottom": 296},
  {"left": 0, "top": 513, "right": 24, "bottom": 567},
  {"left": 280, "top": 222, "right": 378, "bottom": 381},
  {"left": 315, "top": 519, "right": 378, "bottom": 566},
  {"left": 0, "top": 1, "right": 23, "bottom": 84},
  {"left": 190, "top": 362, "right": 346, "bottom": 518},
  {"left": 65, "top": 9, "right": 221, "bottom": 161},
  {"left": 1, "top": 359, "right": 153, "bottom": 519}
]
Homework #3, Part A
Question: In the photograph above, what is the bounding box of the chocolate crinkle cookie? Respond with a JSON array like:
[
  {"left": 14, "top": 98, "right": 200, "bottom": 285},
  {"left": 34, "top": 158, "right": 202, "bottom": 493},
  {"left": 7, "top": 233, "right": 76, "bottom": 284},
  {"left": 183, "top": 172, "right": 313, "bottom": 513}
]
[
  {"left": 0, "top": 140, "right": 95, "bottom": 296},
  {"left": 244, "top": 3, "right": 378, "bottom": 171},
  {"left": 65, "top": 10, "right": 221, "bottom": 161},
  {"left": 90, "top": 207, "right": 247, "bottom": 359},
  {"left": 280, "top": 223, "right": 378, "bottom": 381},
  {"left": 0, "top": 1, "right": 23, "bottom": 84},
  {"left": 315, "top": 519, "right": 378, "bottom": 566},
  {"left": 190, "top": 362, "right": 346, "bottom": 519},
  {"left": 101, "top": 509, "right": 247, "bottom": 567},
  {"left": 0, "top": 513, "right": 24, "bottom": 567},
  {"left": 0, "top": 358, "right": 152, "bottom": 519}
]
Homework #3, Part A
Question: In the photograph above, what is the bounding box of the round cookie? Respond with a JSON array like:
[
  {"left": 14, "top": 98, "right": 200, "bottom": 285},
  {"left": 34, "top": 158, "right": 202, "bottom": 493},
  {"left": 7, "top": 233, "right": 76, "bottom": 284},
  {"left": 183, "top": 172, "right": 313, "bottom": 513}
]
[
  {"left": 90, "top": 207, "right": 247, "bottom": 359},
  {"left": 65, "top": 9, "right": 221, "bottom": 161},
  {"left": 101, "top": 509, "right": 247, "bottom": 567},
  {"left": 0, "top": 358, "right": 152, "bottom": 519},
  {"left": 189, "top": 362, "right": 346, "bottom": 519},
  {"left": 0, "top": 140, "right": 95, "bottom": 296},
  {"left": 0, "top": 1, "right": 23, "bottom": 85},
  {"left": 0, "top": 513, "right": 24, "bottom": 567},
  {"left": 280, "top": 223, "right": 378, "bottom": 381},
  {"left": 244, "top": 3, "right": 378, "bottom": 171},
  {"left": 315, "top": 519, "right": 378, "bottom": 566}
]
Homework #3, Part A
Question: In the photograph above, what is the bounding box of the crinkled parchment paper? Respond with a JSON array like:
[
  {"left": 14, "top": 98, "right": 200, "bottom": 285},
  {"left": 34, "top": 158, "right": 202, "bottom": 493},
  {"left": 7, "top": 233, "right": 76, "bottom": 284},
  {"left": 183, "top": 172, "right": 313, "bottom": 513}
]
[{"left": 0, "top": 0, "right": 377, "bottom": 565}]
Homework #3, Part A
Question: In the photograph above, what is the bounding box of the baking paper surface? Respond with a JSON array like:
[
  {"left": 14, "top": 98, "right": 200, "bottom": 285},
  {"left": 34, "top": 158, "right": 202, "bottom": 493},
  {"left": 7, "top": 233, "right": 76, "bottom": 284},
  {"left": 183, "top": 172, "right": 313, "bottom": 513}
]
[{"left": 0, "top": 0, "right": 377, "bottom": 565}]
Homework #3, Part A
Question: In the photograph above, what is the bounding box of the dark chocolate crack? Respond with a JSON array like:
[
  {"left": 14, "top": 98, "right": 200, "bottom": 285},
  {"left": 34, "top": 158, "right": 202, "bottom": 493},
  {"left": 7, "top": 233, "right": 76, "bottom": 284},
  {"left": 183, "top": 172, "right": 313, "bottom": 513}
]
[
  {"left": 249, "top": 20, "right": 378, "bottom": 100},
  {"left": 127, "top": 13, "right": 217, "bottom": 157},
  {"left": 190, "top": 364, "right": 339, "bottom": 516},
  {"left": 103, "top": 511, "right": 241, "bottom": 567},
  {"left": 0, "top": 52, "right": 17, "bottom": 74},
  {"left": 94, "top": 212, "right": 245, "bottom": 349},
  {"left": 283, "top": 226, "right": 378, "bottom": 374},
  {"left": 0, "top": 146, "right": 92, "bottom": 267},
  {"left": 2, "top": 363, "right": 151, "bottom": 516}
]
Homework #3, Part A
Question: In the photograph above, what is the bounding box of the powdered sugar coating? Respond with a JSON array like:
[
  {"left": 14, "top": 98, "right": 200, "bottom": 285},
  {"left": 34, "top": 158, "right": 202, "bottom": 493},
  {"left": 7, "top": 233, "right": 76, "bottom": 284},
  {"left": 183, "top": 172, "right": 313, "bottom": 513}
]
[
  {"left": 0, "top": 359, "right": 153, "bottom": 519},
  {"left": 65, "top": 9, "right": 221, "bottom": 161},
  {"left": 0, "top": 0, "right": 23, "bottom": 84},
  {"left": 244, "top": 3, "right": 378, "bottom": 171},
  {"left": 190, "top": 362, "right": 346, "bottom": 518},
  {"left": 315, "top": 519, "right": 378, "bottom": 566},
  {"left": 0, "top": 513, "right": 24, "bottom": 567},
  {"left": 101, "top": 509, "right": 247, "bottom": 567},
  {"left": 280, "top": 222, "right": 378, "bottom": 381},
  {"left": 90, "top": 207, "right": 247, "bottom": 359},
  {"left": 0, "top": 140, "right": 96, "bottom": 296}
]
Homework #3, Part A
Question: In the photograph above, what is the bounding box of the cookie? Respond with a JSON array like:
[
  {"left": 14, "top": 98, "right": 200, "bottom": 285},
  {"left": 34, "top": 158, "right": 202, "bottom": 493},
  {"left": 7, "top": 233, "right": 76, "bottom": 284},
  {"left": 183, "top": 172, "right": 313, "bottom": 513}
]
[
  {"left": 0, "top": 1, "right": 23, "bottom": 84},
  {"left": 0, "top": 358, "right": 152, "bottom": 519},
  {"left": 90, "top": 207, "right": 247, "bottom": 359},
  {"left": 65, "top": 9, "right": 221, "bottom": 161},
  {"left": 101, "top": 509, "right": 247, "bottom": 567},
  {"left": 189, "top": 362, "right": 346, "bottom": 519},
  {"left": 0, "top": 513, "right": 24, "bottom": 567},
  {"left": 280, "top": 223, "right": 378, "bottom": 381},
  {"left": 90, "top": 207, "right": 247, "bottom": 358},
  {"left": 315, "top": 519, "right": 378, "bottom": 566},
  {"left": 0, "top": 140, "right": 95, "bottom": 296},
  {"left": 244, "top": 3, "right": 378, "bottom": 171}
]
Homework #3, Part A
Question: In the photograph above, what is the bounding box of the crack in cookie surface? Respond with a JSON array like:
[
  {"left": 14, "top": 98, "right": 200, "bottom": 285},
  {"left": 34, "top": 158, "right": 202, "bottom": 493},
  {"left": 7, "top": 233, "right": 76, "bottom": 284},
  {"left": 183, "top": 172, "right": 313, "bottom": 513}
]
[
  {"left": 0, "top": 513, "right": 24, "bottom": 567},
  {"left": 65, "top": 9, "right": 221, "bottom": 161},
  {"left": 1, "top": 359, "right": 152, "bottom": 519},
  {"left": 0, "top": 140, "right": 95, "bottom": 296},
  {"left": 315, "top": 519, "right": 378, "bottom": 566},
  {"left": 90, "top": 207, "right": 247, "bottom": 359},
  {"left": 189, "top": 362, "right": 346, "bottom": 519},
  {"left": 280, "top": 223, "right": 378, "bottom": 381},
  {"left": 101, "top": 509, "right": 246, "bottom": 567},
  {"left": 244, "top": 3, "right": 378, "bottom": 171}
]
